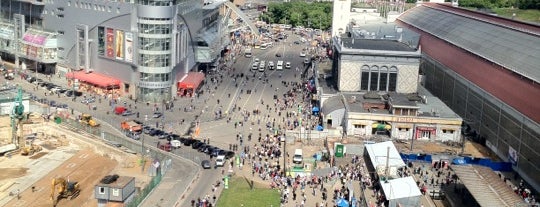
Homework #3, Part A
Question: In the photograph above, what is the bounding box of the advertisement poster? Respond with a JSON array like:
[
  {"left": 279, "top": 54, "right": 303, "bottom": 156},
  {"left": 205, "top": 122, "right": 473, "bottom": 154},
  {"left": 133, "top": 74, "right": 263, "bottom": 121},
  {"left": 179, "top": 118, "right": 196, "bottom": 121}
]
[
  {"left": 106, "top": 28, "right": 114, "bottom": 58},
  {"left": 125, "top": 32, "right": 133, "bottom": 63},
  {"left": 115, "top": 30, "right": 124, "bottom": 60},
  {"left": 509, "top": 146, "right": 518, "bottom": 166}
]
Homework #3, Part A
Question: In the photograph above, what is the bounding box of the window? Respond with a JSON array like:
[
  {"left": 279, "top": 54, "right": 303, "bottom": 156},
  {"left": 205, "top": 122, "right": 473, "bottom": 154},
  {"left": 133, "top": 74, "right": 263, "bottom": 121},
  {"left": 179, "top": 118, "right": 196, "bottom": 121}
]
[
  {"left": 97, "top": 27, "right": 105, "bottom": 56},
  {"left": 388, "top": 67, "right": 398, "bottom": 91},
  {"left": 57, "top": 30, "right": 64, "bottom": 35},
  {"left": 369, "top": 66, "right": 379, "bottom": 91},
  {"left": 140, "top": 72, "right": 170, "bottom": 82},
  {"left": 442, "top": 129, "right": 454, "bottom": 134},
  {"left": 353, "top": 124, "right": 365, "bottom": 128},
  {"left": 99, "top": 187, "right": 105, "bottom": 194},
  {"left": 379, "top": 66, "right": 388, "bottom": 91},
  {"left": 112, "top": 189, "right": 120, "bottom": 197},
  {"left": 139, "top": 54, "right": 170, "bottom": 67},
  {"left": 57, "top": 14, "right": 64, "bottom": 18},
  {"left": 360, "top": 65, "right": 370, "bottom": 90}
]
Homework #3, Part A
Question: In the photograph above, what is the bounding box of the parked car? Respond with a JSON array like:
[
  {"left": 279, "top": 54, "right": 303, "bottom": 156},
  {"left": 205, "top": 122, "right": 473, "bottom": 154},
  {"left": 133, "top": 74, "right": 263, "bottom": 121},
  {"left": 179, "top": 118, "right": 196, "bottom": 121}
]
[
  {"left": 58, "top": 104, "right": 69, "bottom": 109},
  {"left": 148, "top": 129, "right": 160, "bottom": 136},
  {"left": 183, "top": 138, "right": 197, "bottom": 146},
  {"left": 192, "top": 141, "right": 204, "bottom": 149},
  {"left": 121, "top": 110, "right": 135, "bottom": 116},
  {"left": 152, "top": 112, "right": 163, "bottom": 118},
  {"left": 201, "top": 160, "right": 211, "bottom": 169},
  {"left": 81, "top": 98, "right": 95, "bottom": 104}
]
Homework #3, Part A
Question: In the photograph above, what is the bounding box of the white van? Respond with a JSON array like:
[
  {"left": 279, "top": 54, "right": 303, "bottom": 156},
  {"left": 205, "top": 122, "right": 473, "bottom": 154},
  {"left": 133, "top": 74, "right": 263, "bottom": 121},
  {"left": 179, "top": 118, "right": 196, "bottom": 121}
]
[
  {"left": 293, "top": 149, "right": 303, "bottom": 164},
  {"left": 215, "top": 155, "right": 226, "bottom": 167},
  {"left": 276, "top": 61, "right": 283, "bottom": 70}
]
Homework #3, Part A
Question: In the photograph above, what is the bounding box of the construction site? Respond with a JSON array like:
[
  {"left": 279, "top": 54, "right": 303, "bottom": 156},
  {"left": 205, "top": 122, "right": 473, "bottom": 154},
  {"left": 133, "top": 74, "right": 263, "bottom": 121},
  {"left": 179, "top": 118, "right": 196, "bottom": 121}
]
[{"left": 0, "top": 92, "right": 151, "bottom": 207}]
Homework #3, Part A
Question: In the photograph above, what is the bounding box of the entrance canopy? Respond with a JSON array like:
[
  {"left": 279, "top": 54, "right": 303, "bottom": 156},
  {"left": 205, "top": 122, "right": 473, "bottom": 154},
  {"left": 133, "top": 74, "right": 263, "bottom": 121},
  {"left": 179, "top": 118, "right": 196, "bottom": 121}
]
[
  {"left": 177, "top": 72, "right": 205, "bottom": 90},
  {"left": 66, "top": 70, "right": 121, "bottom": 88}
]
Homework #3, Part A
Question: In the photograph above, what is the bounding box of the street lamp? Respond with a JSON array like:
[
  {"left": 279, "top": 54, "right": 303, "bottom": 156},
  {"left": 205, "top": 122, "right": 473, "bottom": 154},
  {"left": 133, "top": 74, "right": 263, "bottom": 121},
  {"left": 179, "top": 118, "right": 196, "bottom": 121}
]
[{"left": 141, "top": 115, "right": 148, "bottom": 172}]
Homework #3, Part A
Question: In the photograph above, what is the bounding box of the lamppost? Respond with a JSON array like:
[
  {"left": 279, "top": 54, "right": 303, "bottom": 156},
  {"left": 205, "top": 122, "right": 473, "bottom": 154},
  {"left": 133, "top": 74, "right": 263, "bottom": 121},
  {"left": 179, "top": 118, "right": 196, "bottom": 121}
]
[
  {"left": 141, "top": 115, "right": 148, "bottom": 172},
  {"left": 283, "top": 133, "right": 287, "bottom": 177}
]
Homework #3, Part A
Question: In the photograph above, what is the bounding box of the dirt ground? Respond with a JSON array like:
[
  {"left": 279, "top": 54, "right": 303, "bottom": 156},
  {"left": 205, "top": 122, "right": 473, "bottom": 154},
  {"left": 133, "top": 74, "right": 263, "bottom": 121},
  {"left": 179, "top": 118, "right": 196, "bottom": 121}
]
[
  {"left": 0, "top": 116, "right": 151, "bottom": 207},
  {"left": 3, "top": 149, "right": 117, "bottom": 207},
  {"left": 394, "top": 140, "right": 499, "bottom": 160}
]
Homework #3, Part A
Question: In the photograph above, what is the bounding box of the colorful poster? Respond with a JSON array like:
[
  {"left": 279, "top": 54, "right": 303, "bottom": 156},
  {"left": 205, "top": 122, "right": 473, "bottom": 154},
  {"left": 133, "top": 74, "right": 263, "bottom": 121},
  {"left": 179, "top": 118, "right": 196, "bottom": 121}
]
[
  {"left": 115, "top": 30, "right": 124, "bottom": 60},
  {"left": 124, "top": 32, "right": 133, "bottom": 63},
  {"left": 106, "top": 28, "right": 114, "bottom": 58},
  {"left": 509, "top": 146, "right": 518, "bottom": 166}
]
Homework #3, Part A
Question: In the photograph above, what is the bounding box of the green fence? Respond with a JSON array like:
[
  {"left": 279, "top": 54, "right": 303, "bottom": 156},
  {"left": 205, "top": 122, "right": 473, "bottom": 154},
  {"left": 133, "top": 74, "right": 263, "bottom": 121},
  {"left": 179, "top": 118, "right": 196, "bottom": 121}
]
[{"left": 126, "top": 172, "right": 163, "bottom": 207}]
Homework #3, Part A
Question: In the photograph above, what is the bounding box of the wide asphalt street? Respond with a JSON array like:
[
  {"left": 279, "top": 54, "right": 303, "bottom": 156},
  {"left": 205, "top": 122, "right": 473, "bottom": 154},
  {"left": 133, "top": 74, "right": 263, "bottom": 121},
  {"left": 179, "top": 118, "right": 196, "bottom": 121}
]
[{"left": 1, "top": 28, "right": 314, "bottom": 206}]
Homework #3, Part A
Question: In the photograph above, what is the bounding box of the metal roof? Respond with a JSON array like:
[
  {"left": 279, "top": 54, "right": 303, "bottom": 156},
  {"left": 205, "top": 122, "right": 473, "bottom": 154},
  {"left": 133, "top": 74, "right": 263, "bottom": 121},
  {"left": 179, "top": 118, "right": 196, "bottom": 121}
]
[
  {"left": 452, "top": 165, "right": 524, "bottom": 207},
  {"left": 398, "top": 5, "right": 540, "bottom": 83},
  {"left": 321, "top": 95, "right": 345, "bottom": 116}
]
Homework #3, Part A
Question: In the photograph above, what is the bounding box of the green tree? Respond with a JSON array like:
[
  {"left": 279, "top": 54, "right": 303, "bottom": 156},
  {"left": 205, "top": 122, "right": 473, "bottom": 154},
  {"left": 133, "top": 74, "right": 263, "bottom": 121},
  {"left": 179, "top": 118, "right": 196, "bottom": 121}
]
[{"left": 262, "top": 2, "right": 333, "bottom": 30}]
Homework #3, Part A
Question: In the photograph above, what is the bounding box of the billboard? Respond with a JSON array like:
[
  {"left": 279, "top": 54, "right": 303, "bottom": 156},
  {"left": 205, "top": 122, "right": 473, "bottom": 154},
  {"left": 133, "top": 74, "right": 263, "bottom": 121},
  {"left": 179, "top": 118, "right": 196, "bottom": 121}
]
[
  {"left": 115, "top": 30, "right": 124, "bottom": 60},
  {"left": 106, "top": 28, "right": 114, "bottom": 58},
  {"left": 125, "top": 32, "right": 133, "bottom": 63}
]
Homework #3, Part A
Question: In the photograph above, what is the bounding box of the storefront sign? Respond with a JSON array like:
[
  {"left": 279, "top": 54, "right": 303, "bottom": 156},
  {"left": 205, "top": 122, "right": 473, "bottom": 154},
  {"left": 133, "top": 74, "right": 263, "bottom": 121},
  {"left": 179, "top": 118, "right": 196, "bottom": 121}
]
[
  {"left": 396, "top": 117, "right": 414, "bottom": 123},
  {"left": 138, "top": 81, "right": 170, "bottom": 89},
  {"left": 0, "top": 27, "right": 14, "bottom": 39}
]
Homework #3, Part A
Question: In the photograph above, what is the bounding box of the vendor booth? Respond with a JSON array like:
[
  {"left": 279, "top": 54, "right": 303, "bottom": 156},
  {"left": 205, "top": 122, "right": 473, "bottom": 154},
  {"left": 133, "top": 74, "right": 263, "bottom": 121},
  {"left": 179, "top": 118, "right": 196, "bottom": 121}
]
[{"left": 177, "top": 72, "right": 205, "bottom": 97}]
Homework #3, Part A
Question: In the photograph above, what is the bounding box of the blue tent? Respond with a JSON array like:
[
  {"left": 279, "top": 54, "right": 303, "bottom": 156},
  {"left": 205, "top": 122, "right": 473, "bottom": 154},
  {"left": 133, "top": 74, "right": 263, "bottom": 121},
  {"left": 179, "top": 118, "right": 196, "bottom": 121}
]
[
  {"left": 312, "top": 107, "right": 320, "bottom": 112},
  {"left": 317, "top": 125, "right": 324, "bottom": 131},
  {"left": 351, "top": 197, "right": 357, "bottom": 207},
  {"left": 336, "top": 198, "right": 349, "bottom": 207},
  {"left": 452, "top": 157, "right": 467, "bottom": 165}
]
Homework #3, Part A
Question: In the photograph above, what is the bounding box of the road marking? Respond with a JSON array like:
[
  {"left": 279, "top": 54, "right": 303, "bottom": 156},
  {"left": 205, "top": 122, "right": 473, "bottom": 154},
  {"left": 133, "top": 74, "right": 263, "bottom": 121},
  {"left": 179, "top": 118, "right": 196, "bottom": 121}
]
[
  {"left": 79, "top": 153, "right": 88, "bottom": 159},
  {"left": 66, "top": 163, "right": 77, "bottom": 168}
]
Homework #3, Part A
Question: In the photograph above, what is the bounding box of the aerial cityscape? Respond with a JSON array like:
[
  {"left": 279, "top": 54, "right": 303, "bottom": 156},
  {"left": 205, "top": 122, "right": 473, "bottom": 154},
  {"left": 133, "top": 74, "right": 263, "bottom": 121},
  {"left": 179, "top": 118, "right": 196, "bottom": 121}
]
[{"left": 0, "top": 0, "right": 538, "bottom": 206}]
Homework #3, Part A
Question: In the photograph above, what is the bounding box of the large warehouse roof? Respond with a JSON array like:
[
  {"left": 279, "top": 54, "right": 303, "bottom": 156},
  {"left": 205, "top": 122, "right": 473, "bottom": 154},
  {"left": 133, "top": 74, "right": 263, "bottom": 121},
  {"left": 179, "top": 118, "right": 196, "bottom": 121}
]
[{"left": 398, "top": 5, "right": 540, "bottom": 83}]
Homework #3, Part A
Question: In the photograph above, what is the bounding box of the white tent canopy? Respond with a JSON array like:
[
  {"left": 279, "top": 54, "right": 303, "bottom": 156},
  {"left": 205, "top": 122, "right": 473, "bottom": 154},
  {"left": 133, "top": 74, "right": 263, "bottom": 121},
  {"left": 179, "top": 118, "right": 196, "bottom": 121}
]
[
  {"left": 364, "top": 141, "right": 405, "bottom": 178},
  {"left": 381, "top": 176, "right": 422, "bottom": 200},
  {"left": 380, "top": 176, "right": 422, "bottom": 207}
]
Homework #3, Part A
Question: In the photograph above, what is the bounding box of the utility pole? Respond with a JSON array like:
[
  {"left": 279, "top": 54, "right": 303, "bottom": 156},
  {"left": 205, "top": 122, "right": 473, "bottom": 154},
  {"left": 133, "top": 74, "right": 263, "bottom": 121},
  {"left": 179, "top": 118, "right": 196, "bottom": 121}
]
[{"left": 283, "top": 133, "right": 286, "bottom": 176}]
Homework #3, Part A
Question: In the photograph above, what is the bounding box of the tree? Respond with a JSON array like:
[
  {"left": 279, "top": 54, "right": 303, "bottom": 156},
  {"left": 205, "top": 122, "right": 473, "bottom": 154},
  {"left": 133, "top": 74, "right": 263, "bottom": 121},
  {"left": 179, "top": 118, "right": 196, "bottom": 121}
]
[{"left": 261, "top": 2, "right": 333, "bottom": 30}]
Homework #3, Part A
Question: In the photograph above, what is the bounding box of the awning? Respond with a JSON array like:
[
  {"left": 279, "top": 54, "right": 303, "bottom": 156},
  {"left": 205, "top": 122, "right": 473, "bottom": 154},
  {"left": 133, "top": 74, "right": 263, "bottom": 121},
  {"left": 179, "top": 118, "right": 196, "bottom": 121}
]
[
  {"left": 372, "top": 123, "right": 391, "bottom": 130},
  {"left": 177, "top": 72, "right": 205, "bottom": 90},
  {"left": 66, "top": 71, "right": 121, "bottom": 88}
]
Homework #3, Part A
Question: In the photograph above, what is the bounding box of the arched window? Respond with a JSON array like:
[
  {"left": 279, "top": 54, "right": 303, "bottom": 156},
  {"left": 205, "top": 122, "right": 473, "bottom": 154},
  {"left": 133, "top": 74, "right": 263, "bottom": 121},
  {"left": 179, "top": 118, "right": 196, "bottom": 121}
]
[
  {"left": 370, "top": 66, "right": 379, "bottom": 91},
  {"left": 389, "top": 66, "right": 398, "bottom": 91},
  {"left": 379, "top": 66, "right": 388, "bottom": 91},
  {"left": 360, "top": 65, "right": 370, "bottom": 90}
]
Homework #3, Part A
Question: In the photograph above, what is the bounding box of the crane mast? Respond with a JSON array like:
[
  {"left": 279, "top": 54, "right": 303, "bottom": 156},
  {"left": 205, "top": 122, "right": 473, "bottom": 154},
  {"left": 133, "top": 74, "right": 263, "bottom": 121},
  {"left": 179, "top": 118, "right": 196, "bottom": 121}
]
[{"left": 10, "top": 87, "right": 25, "bottom": 148}]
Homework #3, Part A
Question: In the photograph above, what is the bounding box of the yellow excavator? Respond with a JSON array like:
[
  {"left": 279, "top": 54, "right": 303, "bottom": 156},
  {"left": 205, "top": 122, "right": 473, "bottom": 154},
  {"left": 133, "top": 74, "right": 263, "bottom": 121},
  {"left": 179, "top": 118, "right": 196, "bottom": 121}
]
[
  {"left": 50, "top": 177, "right": 80, "bottom": 206},
  {"left": 79, "top": 113, "right": 100, "bottom": 127},
  {"left": 21, "top": 136, "right": 42, "bottom": 156}
]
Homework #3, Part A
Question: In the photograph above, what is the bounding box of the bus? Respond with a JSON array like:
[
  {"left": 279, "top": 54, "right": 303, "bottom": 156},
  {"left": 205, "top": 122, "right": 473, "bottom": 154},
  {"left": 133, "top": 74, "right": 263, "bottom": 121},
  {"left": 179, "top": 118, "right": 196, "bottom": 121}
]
[{"left": 244, "top": 48, "right": 252, "bottom": 58}]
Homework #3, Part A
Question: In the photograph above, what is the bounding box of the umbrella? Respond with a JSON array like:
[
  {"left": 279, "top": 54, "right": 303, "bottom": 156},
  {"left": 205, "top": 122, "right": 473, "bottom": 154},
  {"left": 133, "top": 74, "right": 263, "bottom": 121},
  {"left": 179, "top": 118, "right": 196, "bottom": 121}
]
[{"left": 336, "top": 198, "right": 349, "bottom": 207}]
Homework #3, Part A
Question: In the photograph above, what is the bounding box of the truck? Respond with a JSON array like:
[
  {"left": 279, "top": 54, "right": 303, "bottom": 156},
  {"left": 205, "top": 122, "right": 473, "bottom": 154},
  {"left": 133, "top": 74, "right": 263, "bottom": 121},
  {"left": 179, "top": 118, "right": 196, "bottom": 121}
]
[{"left": 121, "top": 120, "right": 142, "bottom": 132}]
